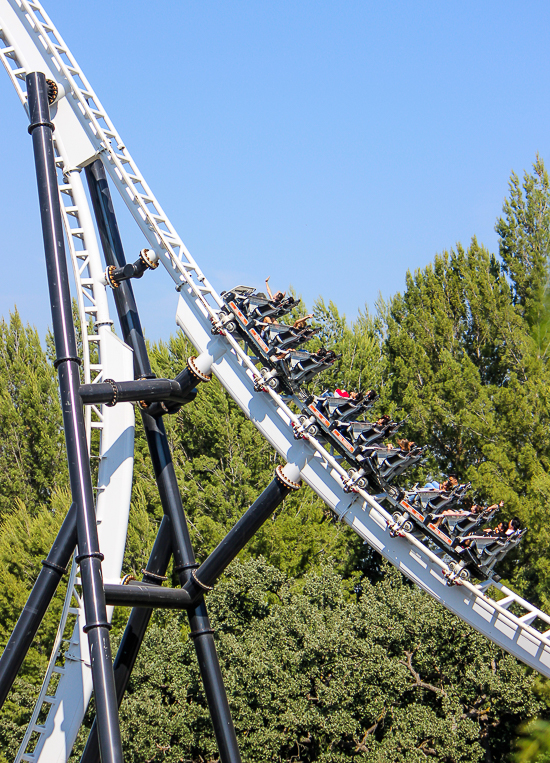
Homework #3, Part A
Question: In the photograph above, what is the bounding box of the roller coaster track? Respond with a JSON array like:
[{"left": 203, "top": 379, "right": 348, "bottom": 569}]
[{"left": 1, "top": 0, "right": 550, "bottom": 759}]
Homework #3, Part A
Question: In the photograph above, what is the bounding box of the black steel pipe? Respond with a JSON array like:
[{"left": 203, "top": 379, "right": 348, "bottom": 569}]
[
  {"left": 79, "top": 377, "right": 196, "bottom": 406},
  {"left": 0, "top": 503, "right": 77, "bottom": 709},
  {"left": 81, "top": 515, "right": 173, "bottom": 763},
  {"left": 106, "top": 257, "right": 148, "bottom": 286},
  {"left": 27, "top": 72, "right": 122, "bottom": 763},
  {"left": 105, "top": 473, "right": 295, "bottom": 609},
  {"left": 104, "top": 582, "right": 191, "bottom": 609},
  {"left": 187, "top": 471, "right": 294, "bottom": 597},
  {"left": 145, "top": 367, "right": 199, "bottom": 417},
  {"left": 86, "top": 161, "right": 241, "bottom": 763},
  {"left": 86, "top": 161, "right": 152, "bottom": 378},
  {"left": 188, "top": 598, "right": 242, "bottom": 763}
]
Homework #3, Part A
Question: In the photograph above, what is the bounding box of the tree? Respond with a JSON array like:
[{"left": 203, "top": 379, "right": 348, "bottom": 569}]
[
  {"left": 0, "top": 311, "right": 67, "bottom": 519},
  {"left": 75, "top": 559, "right": 540, "bottom": 763},
  {"left": 380, "top": 235, "right": 550, "bottom": 605},
  {"left": 0, "top": 493, "right": 71, "bottom": 759},
  {"left": 496, "top": 156, "right": 550, "bottom": 350}
]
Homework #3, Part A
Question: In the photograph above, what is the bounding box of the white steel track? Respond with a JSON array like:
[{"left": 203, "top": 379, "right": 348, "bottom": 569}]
[{"left": 1, "top": 0, "right": 550, "bottom": 761}]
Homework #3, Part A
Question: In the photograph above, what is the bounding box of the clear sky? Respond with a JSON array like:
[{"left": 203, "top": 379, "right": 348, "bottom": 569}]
[{"left": 1, "top": 0, "right": 550, "bottom": 342}]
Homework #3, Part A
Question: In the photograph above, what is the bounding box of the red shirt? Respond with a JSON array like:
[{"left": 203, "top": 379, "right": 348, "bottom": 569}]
[{"left": 335, "top": 389, "right": 350, "bottom": 398}]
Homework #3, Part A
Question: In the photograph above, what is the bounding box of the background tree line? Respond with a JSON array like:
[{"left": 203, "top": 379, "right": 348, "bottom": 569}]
[{"left": 2, "top": 159, "right": 550, "bottom": 761}]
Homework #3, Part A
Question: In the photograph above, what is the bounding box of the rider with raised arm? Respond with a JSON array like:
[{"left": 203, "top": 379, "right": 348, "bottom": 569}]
[{"left": 265, "top": 276, "right": 285, "bottom": 304}]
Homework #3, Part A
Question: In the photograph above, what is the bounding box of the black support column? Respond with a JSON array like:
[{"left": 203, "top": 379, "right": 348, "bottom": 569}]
[
  {"left": 26, "top": 73, "right": 122, "bottom": 763},
  {"left": 85, "top": 160, "right": 242, "bottom": 763}
]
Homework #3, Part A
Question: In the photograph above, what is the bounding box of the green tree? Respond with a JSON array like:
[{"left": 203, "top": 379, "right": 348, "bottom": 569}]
[
  {"left": 0, "top": 310, "right": 67, "bottom": 518},
  {"left": 0, "top": 492, "right": 72, "bottom": 759},
  {"left": 311, "top": 298, "right": 386, "bottom": 396},
  {"left": 380, "top": 235, "right": 550, "bottom": 604},
  {"left": 496, "top": 156, "right": 550, "bottom": 349},
  {"left": 79, "top": 560, "right": 540, "bottom": 763}
]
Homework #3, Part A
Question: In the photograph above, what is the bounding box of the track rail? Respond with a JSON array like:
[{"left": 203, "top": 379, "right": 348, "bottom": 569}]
[{"left": 1, "top": 0, "right": 550, "bottom": 760}]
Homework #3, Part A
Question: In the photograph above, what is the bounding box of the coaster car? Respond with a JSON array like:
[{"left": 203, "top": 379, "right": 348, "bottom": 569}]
[
  {"left": 434, "top": 503, "right": 500, "bottom": 539},
  {"left": 296, "top": 391, "right": 378, "bottom": 437},
  {"left": 387, "top": 482, "right": 471, "bottom": 551},
  {"left": 457, "top": 528, "right": 527, "bottom": 579},
  {"left": 386, "top": 484, "right": 525, "bottom": 581},
  {"left": 259, "top": 348, "right": 340, "bottom": 395},
  {"left": 218, "top": 286, "right": 300, "bottom": 333},
  {"left": 375, "top": 445, "right": 425, "bottom": 483},
  {"left": 260, "top": 322, "right": 321, "bottom": 353},
  {"left": 217, "top": 286, "right": 335, "bottom": 395},
  {"left": 312, "top": 390, "right": 378, "bottom": 422},
  {"left": 344, "top": 441, "right": 422, "bottom": 494},
  {"left": 293, "top": 401, "right": 412, "bottom": 491}
]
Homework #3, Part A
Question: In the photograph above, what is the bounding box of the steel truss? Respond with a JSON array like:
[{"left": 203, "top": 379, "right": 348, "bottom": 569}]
[{"left": 2, "top": 1, "right": 550, "bottom": 761}]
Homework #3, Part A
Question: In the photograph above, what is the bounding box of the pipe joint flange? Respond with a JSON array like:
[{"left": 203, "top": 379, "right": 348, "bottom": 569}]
[
  {"left": 191, "top": 569, "right": 214, "bottom": 592},
  {"left": 105, "top": 265, "right": 119, "bottom": 289},
  {"left": 141, "top": 568, "right": 168, "bottom": 583},
  {"left": 121, "top": 574, "right": 137, "bottom": 585},
  {"left": 28, "top": 119, "right": 55, "bottom": 134},
  {"left": 46, "top": 79, "right": 58, "bottom": 104},
  {"left": 41, "top": 559, "right": 67, "bottom": 575},
  {"left": 174, "top": 562, "right": 199, "bottom": 573},
  {"left": 139, "top": 248, "right": 160, "bottom": 269},
  {"left": 187, "top": 356, "right": 212, "bottom": 382},
  {"left": 54, "top": 355, "right": 81, "bottom": 369},
  {"left": 188, "top": 627, "right": 215, "bottom": 639},
  {"left": 75, "top": 551, "right": 105, "bottom": 564},
  {"left": 83, "top": 620, "right": 112, "bottom": 634},
  {"left": 275, "top": 464, "right": 301, "bottom": 491},
  {"left": 103, "top": 378, "right": 118, "bottom": 407}
]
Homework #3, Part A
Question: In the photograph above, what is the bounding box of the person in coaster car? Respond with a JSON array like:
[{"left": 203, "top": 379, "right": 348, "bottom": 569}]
[
  {"left": 262, "top": 276, "right": 289, "bottom": 329},
  {"left": 396, "top": 438, "right": 416, "bottom": 453},
  {"left": 265, "top": 276, "right": 285, "bottom": 304},
  {"left": 440, "top": 475, "right": 459, "bottom": 492},
  {"left": 459, "top": 515, "right": 519, "bottom": 549},
  {"left": 292, "top": 314, "right": 314, "bottom": 330},
  {"left": 314, "top": 388, "right": 365, "bottom": 415}
]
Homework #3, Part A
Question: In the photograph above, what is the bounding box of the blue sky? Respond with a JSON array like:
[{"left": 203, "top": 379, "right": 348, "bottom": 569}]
[{"left": 2, "top": 0, "right": 550, "bottom": 341}]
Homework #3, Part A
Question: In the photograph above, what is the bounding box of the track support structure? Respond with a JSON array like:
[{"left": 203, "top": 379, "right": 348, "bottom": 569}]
[
  {"left": 26, "top": 72, "right": 123, "bottom": 763},
  {"left": 82, "top": 159, "right": 242, "bottom": 763}
]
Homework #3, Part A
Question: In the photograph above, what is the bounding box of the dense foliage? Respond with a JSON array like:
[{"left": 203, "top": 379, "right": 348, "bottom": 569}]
[{"left": 3, "top": 159, "right": 550, "bottom": 760}]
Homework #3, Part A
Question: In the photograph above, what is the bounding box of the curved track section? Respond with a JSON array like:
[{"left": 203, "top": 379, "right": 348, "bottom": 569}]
[
  {"left": 1, "top": 0, "right": 550, "bottom": 758},
  {"left": 0, "top": 4, "right": 135, "bottom": 760}
]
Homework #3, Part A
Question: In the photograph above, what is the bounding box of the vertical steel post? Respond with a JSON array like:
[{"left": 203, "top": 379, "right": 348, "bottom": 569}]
[
  {"left": 26, "top": 73, "right": 122, "bottom": 763},
  {"left": 85, "top": 160, "right": 242, "bottom": 763}
]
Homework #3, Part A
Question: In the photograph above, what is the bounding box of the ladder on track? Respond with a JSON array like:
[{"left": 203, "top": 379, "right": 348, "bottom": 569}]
[{"left": 2, "top": 1, "right": 550, "bottom": 760}]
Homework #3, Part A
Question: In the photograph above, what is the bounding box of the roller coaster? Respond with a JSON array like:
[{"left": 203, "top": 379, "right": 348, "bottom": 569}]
[{"left": 0, "top": 2, "right": 547, "bottom": 761}]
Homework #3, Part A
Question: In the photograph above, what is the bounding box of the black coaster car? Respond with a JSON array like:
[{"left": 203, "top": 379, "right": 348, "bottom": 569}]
[
  {"left": 374, "top": 445, "right": 425, "bottom": 484},
  {"left": 386, "top": 484, "right": 524, "bottom": 581},
  {"left": 219, "top": 286, "right": 300, "bottom": 332},
  {"left": 218, "top": 286, "right": 336, "bottom": 395},
  {"left": 458, "top": 528, "right": 527, "bottom": 579},
  {"left": 264, "top": 349, "right": 340, "bottom": 395}
]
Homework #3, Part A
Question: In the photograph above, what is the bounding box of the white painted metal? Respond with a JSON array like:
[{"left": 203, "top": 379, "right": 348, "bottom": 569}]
[{"left": 2, "top": 0, "right": 550, "bottom": 760}]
